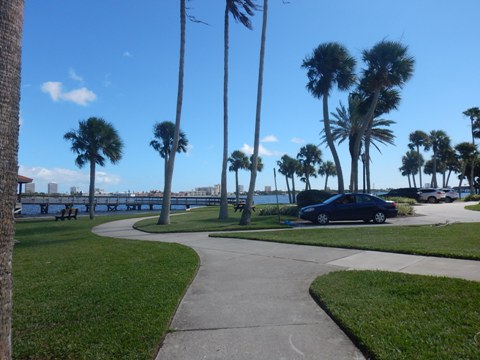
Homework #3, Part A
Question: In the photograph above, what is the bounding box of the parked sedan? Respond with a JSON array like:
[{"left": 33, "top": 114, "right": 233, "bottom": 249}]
[{"left": 299, "top": 193, "right": 398, "bottom": 225}]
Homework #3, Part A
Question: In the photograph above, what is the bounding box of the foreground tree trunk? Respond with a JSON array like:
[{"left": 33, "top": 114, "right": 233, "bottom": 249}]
[
  {"left": 240, "top": 0, "right": 268, "bottom": 225},
  {"left": 323, "top": 96, "right": 344, "bottom": 193},
  {"left": 0, "top": 1, "right": 24, "bottom": 358},
  {"left": 88, "top": 161, "right": 96, "bottom": 219},
  {"left": 159, "top": 0, "right": 185, "bottom": 225}
]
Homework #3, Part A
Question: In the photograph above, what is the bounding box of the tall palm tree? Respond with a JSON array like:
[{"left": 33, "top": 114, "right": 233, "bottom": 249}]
[
  {"left": 219, "top": 0, "right": 258, "bottom": 220},
  {"left": 353, "top": 40, "right": 414, "bottom": 191},
  {"left": 64, "top": 117, "right": 124, "bottom": 220},
  {"left": 228, "top": 150, "right": 250, "bottom": 203},
  {"left": 408, "top": 130, "right": 430, "bottom": 188},
  {"left": 159, "top": 0, "right": 186, "bottom": 225},
  {"left": 302, "top": 42, "right": 357, "bottom": 193},
  {"left": 277, "top": 154, "right": 300, "bottom": 204},
  {"left": 240, "top": 0, "right": 268, "bottom": 226},
  {"left": 150, "top": 121, "right": 188, "bottom": 179},
  {"left": 277, "top": 155, "right": 292, "bottom": 203},
  {"left": 318, "top": 161, "right": 337, "bottom": 191},
  {"left": 428, "top": 130, "right": 450, "bottom": 188},
  {"left": 0, "top": 1, "right": 24, "bottom": 357},
  {"left": 326, "top": 93, "right": 396, "bottom": 191},
  {"left": 249, "top": 154, "right": 264, "bottom": 172},
  {"left": 296, "top": 144, "right": 322, "bottom": 190}
]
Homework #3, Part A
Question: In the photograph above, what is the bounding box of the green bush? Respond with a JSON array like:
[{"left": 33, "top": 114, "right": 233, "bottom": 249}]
[
  {"left": 296, "top": 190, "right": 334, "bottom": 208},
  {"left": 463, "top": 194, "right": 480, "bottom": 202},
  {"left": 383, "top": 196, "right": 417, "bottom": 205},
  {"left": 258, "top": 205, "right": 298, "bottom": 217},
  {"left": 396, "top": 203, "right": 414, "bottom": 216}
]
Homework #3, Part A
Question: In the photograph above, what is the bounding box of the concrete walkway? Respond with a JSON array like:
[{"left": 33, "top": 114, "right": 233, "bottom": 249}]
[{"left": 92, "top": 202, "right": 480, "bottom": 360}]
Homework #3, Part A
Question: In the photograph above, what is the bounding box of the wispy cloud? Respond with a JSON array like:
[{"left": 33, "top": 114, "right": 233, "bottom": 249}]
[
  {"left": 291, "top": 137, "right": 305, "bottom": 144},
  {"left": 123, "top": 51, "right": 133, "bottom": 58},
  {"left": 261, "top": 135, "right": 278, "bottom": 143},
  {"left": 68, "top": 68, "right": 84, "bottom": 83},
  {"left": 41, "top": 81, "right": 97, "bottom": 106}
]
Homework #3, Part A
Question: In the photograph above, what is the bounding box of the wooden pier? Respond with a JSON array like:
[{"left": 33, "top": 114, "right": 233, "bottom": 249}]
[{"left": 20, "top": 195, "right": 238, "bottom": 214}]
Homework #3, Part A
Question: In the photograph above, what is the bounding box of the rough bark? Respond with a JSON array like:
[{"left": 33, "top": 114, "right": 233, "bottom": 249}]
[{"left": 0, "top": 1, "right": 24, "bottom": 358}]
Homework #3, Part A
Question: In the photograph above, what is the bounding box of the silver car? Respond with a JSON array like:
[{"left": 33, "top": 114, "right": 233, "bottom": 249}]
[
  {"left": 417, "top": 188, "right": 446, "bottom": 203},
  {"left": 440, "top": 188, "right": 459, "bottom": 202}
]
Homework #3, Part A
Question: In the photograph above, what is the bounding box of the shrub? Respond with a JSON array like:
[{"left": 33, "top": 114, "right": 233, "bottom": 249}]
[
  {"left": 383, "top": 196, "right": 417, "bottom": 205},
  {"left": 258, "top": 205, "right": 299, "bottom": 217},
  {"left": 396, "top": 203, "right": 415, "bottom": 216},
  {"left": 296, "top": 190, "right": 334, "bottom": 208},
  {"left": 463, "top": 194, "right": 480, "bottom": 202}
]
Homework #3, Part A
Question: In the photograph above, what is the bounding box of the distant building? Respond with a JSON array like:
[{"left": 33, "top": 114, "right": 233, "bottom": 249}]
[
  {"left": 238, "top": 185, "right": 244, "bottom": 193},
  {"left": 25, "top": 183, "right": 35, "bottom": 194},
  {"left": 48, "top": 183, "right": 58, "bottom": 194},
  {"left": 195, "top": 187, "right": 215, "bottom": 196},
  {"left": 265, "top": 186, "right": 272, "bottom": 193},
  {"left": 214, "top": 184, "right": 221, "bottom": 196},
  {"left": 70, "top": 186, "right": 77, "bottom": 195}
]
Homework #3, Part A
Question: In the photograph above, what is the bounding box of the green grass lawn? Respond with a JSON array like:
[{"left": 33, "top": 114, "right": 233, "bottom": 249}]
[
  {"left": 212, "top": 223, "right": 480, "bottom": 260},
  {"left": 310, "top": 271, "right": 480, "bottom": 360},
  {"left": 13, "top": 214, "right": 198, "bottom": 360},
  {"left": 134, "top": 205, "right": 295, "bottom": 233}
]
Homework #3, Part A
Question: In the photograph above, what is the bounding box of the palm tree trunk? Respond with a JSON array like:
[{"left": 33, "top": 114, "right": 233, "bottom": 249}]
[
  {"left": 219, "top": 5, "right": 229, "bottom": 219},
  {"left": 432, "top": 154, "right": 438, "bottom": 188},
  {"left": 284, "top": 175, "right": 292, "bottom": 203},
  {"left": 416, "top": 145, "right": 423, "bottom": 188},
  {"left": 88, "top": 161, "right": 96, "bottom": 220},
  {"left": 322, "top": 96, "right": 344, "bottom": 193},
  {"left": 470, "top": 158, "right": 476, "bottom": 194},
  {"left": 324, "top": 175, "right": 329, "bottom": 191},
  {"left": 0, "top": 1, "right": 24, "bottom": 357},
  {"left": 240, "top": 0, "right": 268, "bottom": 225},
  {"left": 235, "top": 170, "right": 239, "bottom": 204},
  {"left": 291, "top": 175, "right": 296, "bottom": 204},
  {"left": 159, "top": 0, "right": 185, "bottom": 225}
]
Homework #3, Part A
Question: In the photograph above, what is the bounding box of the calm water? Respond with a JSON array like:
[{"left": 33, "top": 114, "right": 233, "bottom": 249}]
[{"left": 19, "top": 194, "right": 291, "bottom": 217}]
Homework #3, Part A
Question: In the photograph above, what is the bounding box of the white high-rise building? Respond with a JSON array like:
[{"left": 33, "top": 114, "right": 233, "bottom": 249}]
[
  {"left": 48, "top": 183, "right": 58, "bottom": 194},
  {"left": 25, "top": 183, "right": 35, "bottom": 194}
]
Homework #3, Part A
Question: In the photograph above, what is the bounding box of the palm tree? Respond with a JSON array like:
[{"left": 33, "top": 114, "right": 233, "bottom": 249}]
[
  {"left": 428, "top": 130, "right": 450, "bottom": 188},
  {"left": 353, "top": 40, "right": 414, "bottom": 191},
  {"left": 318, "top": 161, "right": 337, "bottom": 191},
  {"left": 150, "top": 121, "right": 188, "bottom": 179},
  {"left": 64, "top": 117, "right": 124, "bottom": 220},
  {"left": 400, "top": 151, "right": 420, "bottom": 188},
  {"left": 326, "top": 93, "right": 396, "bottom": 191},
  {"left": 463, "top": 107, "right": 480, "bottom": 145},
  {"left": 240, "top": 0, "right": 268, "bottom": 226},
  {"left": 296, "top": 144, "right": 322, "bottom": 190},
  {"left": 228, "top": 150, "right": 250, "bottom": 203},
  {"left": 455, "top": 142, "right": 478, "bottom": 195},
  {"left": 219, "top": 0, "right": 258, "bottom": 220},
  {"left": 249, "top": 154, "right": 263, "bottom": 172},
  {"left": 0, "top": 1, "right": 24, "bottom": 356},
  {"left": 302, "top": 42, "right": 357, "bottom": 193},
  {"left": 408, "top": 130, "right": 430, "bottom": 188},
  {"left": 159, "top": 0, "right": 186, "bottom": 225},
  {"left": 277, "top": 154, "right": 300, "bottom": 204}
]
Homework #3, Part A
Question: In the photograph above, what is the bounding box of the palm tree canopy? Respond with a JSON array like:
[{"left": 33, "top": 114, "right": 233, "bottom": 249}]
[
  {"left": 277, "top": 154, "right": 300, "bottom": 178},
  {"left": 408, "top": 130, "right": 431, "bottom": 152},
  {"left": 360, "top": 40, "right": 415, "bottom": 92},
  {"left": 429, "top": 130, "right": 450, "bottom": 157},
  {"left": 249, "top": 154, "right": 263, "bottom": 172},
  {"left": 400, "top": 150, "right": 421, "bottom": 176},
  {"left": 302, "top": 42, "right": 357, "bottom": 98},
  {"left": 228, "top": 150, "right": 250, "bottom": 172},
  {"left": 150, "top": 121, "right": 188, "bottom": 159},
  {"left": 64, "top": 117, "right": 123, "bottom": 168},
  {"left": 226, "top": 0, "right": 259, "bottom": 29},
  {"left": 318, "top": 160, "right": 337, "bottom": 177},
  {"left": 297, "top": 144, "right": 322, "bottom": 166}
]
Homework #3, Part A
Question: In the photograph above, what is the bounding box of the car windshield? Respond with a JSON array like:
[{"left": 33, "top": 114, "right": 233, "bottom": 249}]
[{"left": 323, "top": 194, "right": 343, "bottom": 204}]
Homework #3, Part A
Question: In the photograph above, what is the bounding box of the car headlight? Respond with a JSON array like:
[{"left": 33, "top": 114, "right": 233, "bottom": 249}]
[{"left": 302, "top": 207, "right": 315, "bottom": 213}]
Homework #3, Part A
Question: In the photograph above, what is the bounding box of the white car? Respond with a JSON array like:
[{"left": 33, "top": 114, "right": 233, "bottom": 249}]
[
  {"left": 417, "top": 188, "right": 446, "bottom": 203},
  {"left": 440, "top": 188, "right": 459, "bottom": 202}
]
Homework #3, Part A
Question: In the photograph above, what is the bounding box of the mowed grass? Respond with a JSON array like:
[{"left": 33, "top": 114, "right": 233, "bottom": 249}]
[
  {"left": 212, "top": 223, "right": 480, "bottom": 260},
  {"left": 13, "top": 214, "right": 198, "bottom": 360},
  {"left": 134, "top": 205, "right": 295, "bottom": 233},
  {"left": 310, "top": 271, "right": 480, "bottom": 360}
]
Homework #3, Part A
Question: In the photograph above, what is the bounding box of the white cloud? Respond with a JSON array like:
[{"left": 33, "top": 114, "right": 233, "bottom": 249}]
[
  {"left": 68, "top": 68, "right": 84, "bottom": 82},
  {"left": 240, "top": 144, "right": 281, "bottom": 157},
  {"left": 41, "top": 81, "right": 97, "bottom": 106},
  {"left": 261, "top": 135, "right": 278, "bottom": 143},
  {"left": 291, "top": 137, "right": 305, "bottom": 144},
  {"left": 123, "top": 51, "right": 132, "bottom": 58},
  {"left": 19, "top": 165, "right": 121, "bottom": 192}
]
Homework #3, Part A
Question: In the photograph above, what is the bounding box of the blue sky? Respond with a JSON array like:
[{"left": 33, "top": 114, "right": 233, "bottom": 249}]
[{"left": 19, "top": 0, "right": 480, "bottom": 194}]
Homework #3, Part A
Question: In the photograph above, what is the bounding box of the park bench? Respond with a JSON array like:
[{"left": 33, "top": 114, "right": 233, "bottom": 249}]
[
  {"left": 233, "top": 203, "right": 255, "bottom": 213},
  {"left": 55, "top": 208, "right": 78, "bottom": 221}
]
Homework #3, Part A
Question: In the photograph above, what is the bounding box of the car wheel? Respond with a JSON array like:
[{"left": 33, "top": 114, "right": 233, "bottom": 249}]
[
  {"left": 445, "top": 197, "right": 452, "bottom": 203},
  {"left": 316, "top": 212, "right": 329, "bottom": 225},
  {"left": 427, "top": 196, "right": 437, "bottom": 203},
  {"left": 372, "top": 211, "right": 386, "bottom": 224}
]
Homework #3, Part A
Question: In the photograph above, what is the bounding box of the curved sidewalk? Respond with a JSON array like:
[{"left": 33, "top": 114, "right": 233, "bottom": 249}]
[{"left": 93, "top": 207, "right": 480, "bottom": 360}]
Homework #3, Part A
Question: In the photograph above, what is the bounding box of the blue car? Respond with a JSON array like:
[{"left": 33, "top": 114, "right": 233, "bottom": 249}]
[{"left": 299, "top": 193, "right": 398, "bottom": 225}]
